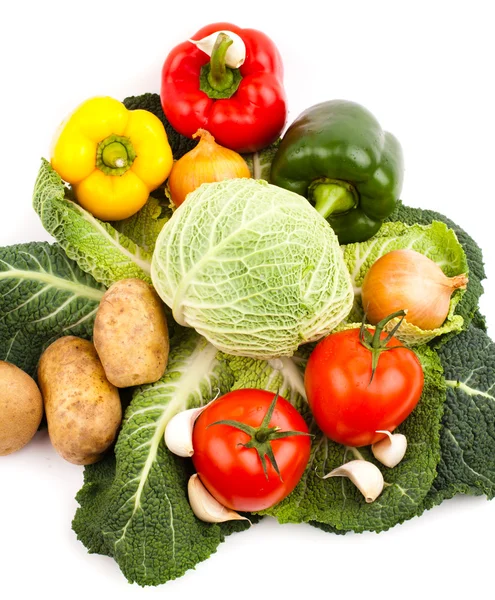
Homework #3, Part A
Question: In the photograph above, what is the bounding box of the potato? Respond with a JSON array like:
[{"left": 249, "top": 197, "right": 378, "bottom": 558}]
[
  {"left": 93, "top": 278, "right": 169, "bottom": 388},
  {"left": 0, "top": 361, "right": 43, "bottom": 456},
  {"left": 38, "top": 336, "right": 122, "bottom": 465}
]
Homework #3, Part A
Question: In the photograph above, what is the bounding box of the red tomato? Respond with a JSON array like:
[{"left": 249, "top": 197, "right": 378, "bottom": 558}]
[
  {"left": 304, "top": 328, "right": 424, "bottom": 447},
  {"left": 192, "top": 389, "right": 311, "bottom": 512}
]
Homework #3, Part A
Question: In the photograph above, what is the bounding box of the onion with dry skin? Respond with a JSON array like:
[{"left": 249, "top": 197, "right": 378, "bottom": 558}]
[
  {"left": 361, "top": 249, "right": 468, "bottom": 330},
  {"left": 168, "top": 129, "right": 251, "bottom": 207}
]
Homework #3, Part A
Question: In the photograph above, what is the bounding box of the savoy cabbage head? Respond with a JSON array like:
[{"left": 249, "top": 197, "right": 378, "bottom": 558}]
[{"left": 151, "top": 178, "right": 354, "bottom": 358}]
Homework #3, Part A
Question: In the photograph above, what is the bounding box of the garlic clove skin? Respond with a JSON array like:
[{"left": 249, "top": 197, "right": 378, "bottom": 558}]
[
  {"left": 188, "top": 474, "right": 250, "bottom": 523},
  {"left": 323, "top": 459, "right": 384, "bottom": 503},
  {"left": 372, "top": 430, "right": 408, "bottom": 468},
  {"left": 189, "top": 30, "right": 246, "bottom": 68},
  {"left": 164, "top": 405, "right": 207, "bottom": 457}
]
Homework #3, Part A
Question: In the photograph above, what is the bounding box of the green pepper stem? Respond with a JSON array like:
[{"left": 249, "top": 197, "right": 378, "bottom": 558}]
[
  {"left": 308, "top": 178, "right": 359, "bottom": 218},
  {"left": 208, "top": 33, "right": 234, "bottom": 90}
]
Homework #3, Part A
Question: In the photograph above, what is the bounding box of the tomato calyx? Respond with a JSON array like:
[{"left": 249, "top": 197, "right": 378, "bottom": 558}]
[
  {"left": 359, "top": 309, "right": 407, "bottom": 383},
  {"left": 208, "top": 392, "right": 311, "bottom": 480}
]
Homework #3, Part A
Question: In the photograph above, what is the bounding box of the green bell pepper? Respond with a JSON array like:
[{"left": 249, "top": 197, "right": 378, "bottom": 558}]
[{"left": 270, "top": 100, "right": 404, "bottom": 244}]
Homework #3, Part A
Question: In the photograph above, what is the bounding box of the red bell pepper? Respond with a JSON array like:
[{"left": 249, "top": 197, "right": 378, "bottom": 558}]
[{"left": 160, "top": 22, "right": 287, "bottom": 153}]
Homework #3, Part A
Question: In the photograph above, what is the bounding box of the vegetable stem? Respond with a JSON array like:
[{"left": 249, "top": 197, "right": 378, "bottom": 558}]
[
  {"left": 96, "top": 134, "right": 136, "bottom": 176},
  {"left": 308, "top": 178, "right": 359, "bottom": 218},
  {"left": 359, "top": 310, "right": 408, "bottom": 383},
  {"left": 209, "top": 33, "right": 235, "bottom": 90},
  {"left": 199, "top": 33, "right": 243, "bottom": 99},
  {"left": 208, "top": 392, "right": 311, "bottom": 480}
]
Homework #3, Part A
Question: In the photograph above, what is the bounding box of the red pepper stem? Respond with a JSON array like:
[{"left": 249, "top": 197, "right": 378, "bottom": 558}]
[
  {"left": 199, "top": 33, "right": 243, "bottom": 99},
  {"left": 209, "top": 33, "right": 234, "bottom": 89}
]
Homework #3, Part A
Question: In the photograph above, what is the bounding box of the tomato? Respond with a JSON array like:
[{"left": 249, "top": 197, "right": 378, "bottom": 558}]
[
  {"left": 304, "top": 326, "right": 424, "bottom": 447},
  {"left": 192, "top": 389, "right": 311, "bottom": 512}
]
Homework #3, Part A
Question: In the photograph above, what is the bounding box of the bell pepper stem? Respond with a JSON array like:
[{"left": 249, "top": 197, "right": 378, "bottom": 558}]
[
  {"left": 96, "top": 134, "right": 136, "bottom": 176},
  {"left": 308, "top": 178, "right": 359, "bottom": 219},
  {"left": 208, "top": 33, "right": 234, "bottom": 90},
  {"left": 199, "top": 33, "right": 243, "bottom": 99},
  {"left": 101, "top": 141, "right": 128, "bottom": 169}
]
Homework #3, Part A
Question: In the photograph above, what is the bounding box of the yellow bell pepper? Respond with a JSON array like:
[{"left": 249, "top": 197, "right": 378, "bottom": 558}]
[{"left": 50, "top": 96, "right": 173, "bottom": 221}]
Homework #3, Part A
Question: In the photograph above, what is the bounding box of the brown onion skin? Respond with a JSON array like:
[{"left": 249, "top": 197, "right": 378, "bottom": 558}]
[
  {"left": 168, "top": 129, "right": 251, "bottom": 207},
  {"left": 361, "top": 249, "right": 468, "bottom": 330}
]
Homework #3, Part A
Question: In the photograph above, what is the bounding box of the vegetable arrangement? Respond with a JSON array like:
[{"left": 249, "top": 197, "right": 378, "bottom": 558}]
[{"left": 1, "top": 20, "right": 494, "bottom": 589}]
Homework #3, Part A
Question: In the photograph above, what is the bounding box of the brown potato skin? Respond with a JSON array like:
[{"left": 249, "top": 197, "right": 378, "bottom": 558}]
[
  {"left": 38, "top": 336, "right": 122, "bottom": 465},
  {"left": 0, "top": 361, "right": 43, "bottom": 456},
  {"left": 93, "top": 278, "right": 169, "bottom": 388}
]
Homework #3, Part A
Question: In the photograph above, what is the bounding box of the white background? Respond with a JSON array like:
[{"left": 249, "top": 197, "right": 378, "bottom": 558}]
[{"left": 1, "top": 1, "right": 494, "bottom": 598}]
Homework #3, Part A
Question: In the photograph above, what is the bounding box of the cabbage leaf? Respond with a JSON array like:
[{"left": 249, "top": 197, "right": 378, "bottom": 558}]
[
  {"left": 242, "top": 140, "right": 280, "bottom": 181},
  {"left": 311, "top": 323, "right": 495, "bottom": 534},
  {"left": 425, "top": 324, "right": 495, "bottom": 505},
  {"left": 72, "top": 329, "right": 253, "bottom": 587},
  {"left": 33, "top": 159, "right": 152, "bottom": 287},
  {"left": 123, "top": 93, "right": 197, "bottom": 160},
  {"left": 111, "top": 195, "right": 173, "bottom": 253},
  {"left": 234, "top": 347, "right": 447, "bottom": 532},
  {"left": 0, "top": 242, "right": 105, "bottom": 376}
]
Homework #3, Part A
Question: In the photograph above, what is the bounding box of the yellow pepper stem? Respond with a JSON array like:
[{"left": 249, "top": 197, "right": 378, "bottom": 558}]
[{"left": 96, "top": 134, "right": 136, "bottom": 176}]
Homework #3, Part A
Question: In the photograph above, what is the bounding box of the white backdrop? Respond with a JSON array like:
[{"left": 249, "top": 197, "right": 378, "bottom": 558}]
[{"left": 1, "top": 1, "right": 494, "bottom": 599}]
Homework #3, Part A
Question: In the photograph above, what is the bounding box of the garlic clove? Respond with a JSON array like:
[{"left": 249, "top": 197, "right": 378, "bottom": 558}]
[
  {"left": 188, "top": 474, "right": 250, "bottom": 523},
  {"left": 323, "top": 459, "right": 384, "bottom": 503},
  {"left": 164, "top": 405, "right": 207, "bottom": 457},
  {"left": 189, "top": 30, "right": 246, "bottom": 68},
  {"left": 372, "top": 430, "right": 408, "bottom": 468}
]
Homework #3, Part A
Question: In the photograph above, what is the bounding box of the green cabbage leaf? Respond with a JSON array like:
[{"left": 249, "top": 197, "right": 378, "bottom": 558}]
[
  {"left": 111, "top": 195, "right": 173, "bottom": 254},
  {"left": 424, "top": 324, "right": 495, "bottom": 505},
  {"left": 310, "top": 322, "right": 495, "bottom": 535},
  {"left": 33, "top": 159, "right": 152, "bottom": 287},
  {"left": 0, "top": 242, "right": 104, "bottom": 376},
  {"left": 242, "top": 140, "right": 280, "bottom": 181},
  {"left": 72, "top": 328, "right": 253, "bottom": 587},
  {"left": 235, "top": 347, "right": 447, "bottom": 532}
]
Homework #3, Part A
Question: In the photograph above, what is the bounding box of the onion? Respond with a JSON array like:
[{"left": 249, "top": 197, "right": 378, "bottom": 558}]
[
  {"left": 361, "top": 249, "right": 468, "bottom": 330},
  {"left": 168, "top": 129, "right": 251, "bottom": 207}
]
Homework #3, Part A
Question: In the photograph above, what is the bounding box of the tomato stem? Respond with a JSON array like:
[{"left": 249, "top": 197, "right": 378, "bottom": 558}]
[
  {"left": 208, "top": 392, "right": 311, "bottom": 480},
  {"left": 360, "top": 309, "right": 407, "bottom": 383}
]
